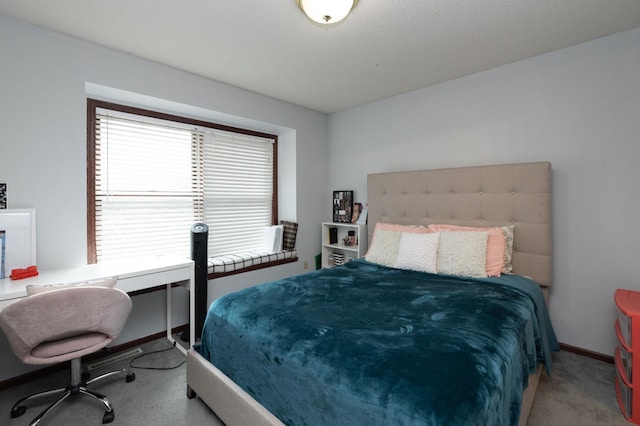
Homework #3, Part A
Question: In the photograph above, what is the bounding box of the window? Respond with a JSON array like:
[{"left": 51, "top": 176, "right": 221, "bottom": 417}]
[{"left": 87, "top": 99, "right": 278, "bottom": 264}]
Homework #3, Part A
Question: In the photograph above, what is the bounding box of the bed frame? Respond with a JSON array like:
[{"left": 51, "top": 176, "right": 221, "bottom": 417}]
[{"left": 186, "top": 161, "right": 552, "bottom": 426}]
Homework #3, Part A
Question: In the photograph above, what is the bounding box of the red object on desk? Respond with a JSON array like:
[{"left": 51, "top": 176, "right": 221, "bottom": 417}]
[{"left": 10, "top": 265, "right": 39, "bottom": 280}]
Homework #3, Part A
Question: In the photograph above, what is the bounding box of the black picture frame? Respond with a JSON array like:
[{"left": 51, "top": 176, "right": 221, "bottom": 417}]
[
  {"left": 0, "top": 183, "right": 6, "bottom": 209},
  {"left": 332, "top": 190, "right": 354, "bottom": 223}
]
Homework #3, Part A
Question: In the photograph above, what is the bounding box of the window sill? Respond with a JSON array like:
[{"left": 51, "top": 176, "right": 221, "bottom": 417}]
[{"left": 207, "top": 250, "right": 298, "bottom": 279}]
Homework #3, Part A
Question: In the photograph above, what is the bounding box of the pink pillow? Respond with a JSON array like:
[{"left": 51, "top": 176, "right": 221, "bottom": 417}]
[{"left": 427, "top": 224, "right": 505, "bottom": 277}]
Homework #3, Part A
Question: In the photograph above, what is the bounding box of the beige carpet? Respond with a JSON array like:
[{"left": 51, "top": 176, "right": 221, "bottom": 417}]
[{"left": 528, "top": 350, "right": 627, "bottom": 426}]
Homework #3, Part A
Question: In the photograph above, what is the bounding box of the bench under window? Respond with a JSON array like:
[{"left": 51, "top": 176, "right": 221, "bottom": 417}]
[
  {"left": 207, "top": 221, "right": 299, "bottom": 278},
  {"left": 208, "top": 250, "right": 298, "bottom": 278}
]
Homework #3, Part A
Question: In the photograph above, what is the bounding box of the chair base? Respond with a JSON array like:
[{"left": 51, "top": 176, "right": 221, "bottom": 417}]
[{"left": 10, "top": 358, "right": 135, "bottom": 426}]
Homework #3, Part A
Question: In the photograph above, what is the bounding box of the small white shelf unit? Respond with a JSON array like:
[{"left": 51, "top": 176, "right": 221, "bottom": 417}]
[{"left": 321, "top": 222, "right": 368, "bottom": 269}]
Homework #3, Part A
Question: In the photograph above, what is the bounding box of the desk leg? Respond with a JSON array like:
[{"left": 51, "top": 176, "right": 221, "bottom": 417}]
[
  {"left": 166, "top": 283, "right": 187, "bottom": 355},
  {"left": 164, "top": 263, "right": 194, "bottom": 355}
]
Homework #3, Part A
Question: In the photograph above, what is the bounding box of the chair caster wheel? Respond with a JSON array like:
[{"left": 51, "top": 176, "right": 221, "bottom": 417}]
[
  {"left": 11, "top": 405, "right": 26, "bottom": 418},
  {"left": 126, "top": 372, "right": 136, "bottom": 382},
  {"left": 102, "top": 410, "right": 115, "bottom": 424}
]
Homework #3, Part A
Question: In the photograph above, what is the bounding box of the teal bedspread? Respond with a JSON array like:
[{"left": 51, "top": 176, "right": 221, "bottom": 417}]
[{"left": 199, "top": 259, "right": 558, "bottom": 426}]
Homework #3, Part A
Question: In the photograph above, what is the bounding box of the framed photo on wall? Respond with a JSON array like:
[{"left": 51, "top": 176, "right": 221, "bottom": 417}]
[{"left": 333, "top": 191, "right": 353, "bottom": 223}]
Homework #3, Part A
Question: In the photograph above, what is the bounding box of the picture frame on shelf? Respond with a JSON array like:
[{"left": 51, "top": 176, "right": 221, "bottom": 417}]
[
  {"left": 0, "top": 183, "right": 6, "bottom": 209},
  {"left": 352, "top": 201, "right": 367, "bottom": 224},
  {"left": 332, "top": 190, "right": 353, "bottom": 223}
]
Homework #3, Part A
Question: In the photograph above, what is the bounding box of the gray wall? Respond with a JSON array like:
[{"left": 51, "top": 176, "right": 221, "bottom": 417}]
[
  {"left": 328, "top": 28, "right": 640, "bottom": 357},
  {"left": 0, "top": 16, "right": 328, "bottom": 381}
]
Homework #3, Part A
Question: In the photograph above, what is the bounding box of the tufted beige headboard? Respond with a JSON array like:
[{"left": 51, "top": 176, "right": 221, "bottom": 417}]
[{"left": 367, "top": 162, "right": 552, "bottom": 288}]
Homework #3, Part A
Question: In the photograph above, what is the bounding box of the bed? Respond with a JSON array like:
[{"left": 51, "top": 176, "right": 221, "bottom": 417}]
[{"left": 186, "top": 161, "right": 558, "bottom": 425}]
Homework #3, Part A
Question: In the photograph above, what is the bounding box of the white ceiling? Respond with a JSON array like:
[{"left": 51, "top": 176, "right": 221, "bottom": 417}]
[{"left": 2, "top": 1, "right": 640, "bottom": 114}]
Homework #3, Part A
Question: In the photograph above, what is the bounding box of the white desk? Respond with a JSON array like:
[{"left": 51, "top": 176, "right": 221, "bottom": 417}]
[{"left": 0, "top": 256, "right": 195, "bottom": 354}]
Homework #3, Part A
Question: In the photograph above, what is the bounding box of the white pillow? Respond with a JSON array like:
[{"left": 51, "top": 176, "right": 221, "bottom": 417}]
[
  {"left": 365, "top": 229, "right": 402, "bottom": 267},
  {"left": 26, "top": 276, "right": 118, "bottom": 295},
  {"left": 437, "top": 231, "right": 489, "bottom": 278},
  {"left": 395, "top": 232, "right": 440, "bottom": 273},
  {"left": 501, "top": 225, "right": 515, "bottom": 274},
  {"left": 262, "top": 225, "right": 284, "bottom": 252}
]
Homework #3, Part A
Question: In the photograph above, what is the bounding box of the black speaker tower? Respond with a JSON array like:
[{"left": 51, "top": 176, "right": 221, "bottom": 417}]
[{"left": 185, "top": 222, "right": 208, "bottom": 342}]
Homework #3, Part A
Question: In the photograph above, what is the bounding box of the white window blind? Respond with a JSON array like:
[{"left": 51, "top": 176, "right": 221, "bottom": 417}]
[
  {"left": 93, "top": 106, "right": 275, "bottom": 263},
  {"left": 203, "top": 131, "right": 274, "bottom": 255}
]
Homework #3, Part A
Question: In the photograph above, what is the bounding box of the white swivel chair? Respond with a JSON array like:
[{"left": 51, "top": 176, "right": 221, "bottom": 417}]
[{"left": 0, "top": 280, "right": 134, "bottom": 425}]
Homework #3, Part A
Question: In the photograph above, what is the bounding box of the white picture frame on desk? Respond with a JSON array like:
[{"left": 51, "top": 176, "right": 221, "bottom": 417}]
[{"left": 0, "top": 209, "right": 36, "bottom": 278}]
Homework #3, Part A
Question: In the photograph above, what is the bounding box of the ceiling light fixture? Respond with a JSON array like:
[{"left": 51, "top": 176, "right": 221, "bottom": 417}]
[{"left": 296, "top": 0, "right": 359, "bottom": 25}]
